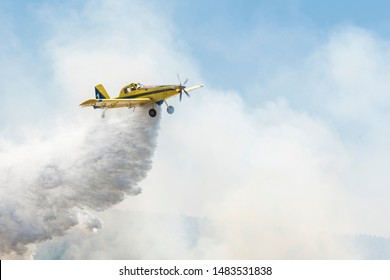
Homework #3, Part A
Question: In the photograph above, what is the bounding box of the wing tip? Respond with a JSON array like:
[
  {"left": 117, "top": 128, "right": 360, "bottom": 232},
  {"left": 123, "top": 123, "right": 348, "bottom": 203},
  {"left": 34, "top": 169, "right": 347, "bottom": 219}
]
[{"left": 79, "top": 99, "right": 97, "bottom": 106}]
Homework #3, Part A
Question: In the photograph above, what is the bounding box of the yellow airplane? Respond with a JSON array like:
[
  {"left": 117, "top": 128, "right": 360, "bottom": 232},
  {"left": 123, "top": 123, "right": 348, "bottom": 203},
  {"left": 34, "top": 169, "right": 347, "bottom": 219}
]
[{"left": 80, "top": 76, "right": 203, "bottom": 118}]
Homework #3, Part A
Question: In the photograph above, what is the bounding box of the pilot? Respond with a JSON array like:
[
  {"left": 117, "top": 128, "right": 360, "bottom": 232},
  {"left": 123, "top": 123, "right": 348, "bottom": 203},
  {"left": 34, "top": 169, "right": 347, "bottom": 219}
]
[{"left": 130, "top": 83, "right": 136, "bottom": 91}]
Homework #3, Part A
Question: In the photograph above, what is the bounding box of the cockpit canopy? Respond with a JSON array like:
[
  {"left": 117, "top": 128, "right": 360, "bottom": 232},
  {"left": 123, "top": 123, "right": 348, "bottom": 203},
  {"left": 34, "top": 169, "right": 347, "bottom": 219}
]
[{"left": 123, "top": 82, "right": 143, "bottom": 94}]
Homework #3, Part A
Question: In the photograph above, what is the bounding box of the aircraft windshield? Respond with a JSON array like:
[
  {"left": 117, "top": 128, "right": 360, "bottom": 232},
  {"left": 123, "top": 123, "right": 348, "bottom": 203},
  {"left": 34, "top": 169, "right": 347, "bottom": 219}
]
[{"left": 123, "top": 83, "right": 144, "bottom": 93}]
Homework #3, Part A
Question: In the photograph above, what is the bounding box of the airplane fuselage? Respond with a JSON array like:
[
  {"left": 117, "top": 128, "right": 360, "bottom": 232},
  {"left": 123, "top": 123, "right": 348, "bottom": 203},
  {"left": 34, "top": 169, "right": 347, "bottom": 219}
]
[
  {"left": 117, "top": 84, "right": 180, "bottom": 103},
  {"left": 80, "top": 80, "right": 203, "bottom": 117}
]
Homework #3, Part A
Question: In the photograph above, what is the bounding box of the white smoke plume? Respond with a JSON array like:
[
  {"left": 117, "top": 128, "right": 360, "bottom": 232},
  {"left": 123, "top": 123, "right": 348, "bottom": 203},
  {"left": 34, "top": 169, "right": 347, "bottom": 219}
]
[{"left": 0, "top": 108, "right": 161, "bottom": 259}]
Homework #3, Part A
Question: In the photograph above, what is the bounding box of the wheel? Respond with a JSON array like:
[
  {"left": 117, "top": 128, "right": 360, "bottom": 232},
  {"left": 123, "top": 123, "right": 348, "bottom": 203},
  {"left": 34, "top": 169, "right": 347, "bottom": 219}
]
[
  {"left": 167, "top": 106, "right": 174, "bottom": 114},
  {"left": 149, "top": 108, "right": 157, "bottom": 117}
]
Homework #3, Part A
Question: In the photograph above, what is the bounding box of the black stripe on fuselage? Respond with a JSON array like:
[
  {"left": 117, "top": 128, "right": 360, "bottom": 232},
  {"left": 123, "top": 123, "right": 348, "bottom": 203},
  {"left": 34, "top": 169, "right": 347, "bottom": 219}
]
[{"left": 118, "top": 88, "right": 175, "bottom": 99}]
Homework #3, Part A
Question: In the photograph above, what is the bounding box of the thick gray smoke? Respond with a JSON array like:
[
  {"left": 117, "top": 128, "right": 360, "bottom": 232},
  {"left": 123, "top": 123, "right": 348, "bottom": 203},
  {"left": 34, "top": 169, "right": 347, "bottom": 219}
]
[{"left": 0, "top": 108, "right": 160, "bottom": 259}]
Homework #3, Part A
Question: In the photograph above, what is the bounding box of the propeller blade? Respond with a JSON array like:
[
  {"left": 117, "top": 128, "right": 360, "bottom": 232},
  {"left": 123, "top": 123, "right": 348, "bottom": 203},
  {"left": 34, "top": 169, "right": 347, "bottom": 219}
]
[
  {"left": 176, "top": 74, "right": 191, "bottom": 101},
  {"left": 177, "top": 73, "right": 182, "bottom": 85}
]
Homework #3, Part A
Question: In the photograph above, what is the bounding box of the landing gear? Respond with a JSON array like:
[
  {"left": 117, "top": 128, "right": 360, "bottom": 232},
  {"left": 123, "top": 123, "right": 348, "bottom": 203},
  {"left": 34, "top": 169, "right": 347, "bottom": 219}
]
[
  {"left": 164, "top": 100, "right": 174, "bottom": 115},
  {"left": 148, "top": 101, "right": 174, "bottom": 117},
  {"left": 149, "top": 108, "right": 157, "bottom": 118},
  {"left": 101, "top": 109, "right": 107, "bottom": 118},
  {"left": 167, "top": 105, "right": 174, "bottom": 114}
]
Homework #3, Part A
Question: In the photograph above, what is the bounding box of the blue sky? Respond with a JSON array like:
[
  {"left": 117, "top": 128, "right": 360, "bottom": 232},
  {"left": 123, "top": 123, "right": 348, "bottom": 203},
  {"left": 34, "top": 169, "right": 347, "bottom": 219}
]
[
  {"left": 2, "top": 0, "right": 390, "bottom": 259},
  {"left": 2, "top": 0, "right": 390, "bottom": 104},
  {"left": 3, "top": 0, "right": 390, "bottom": 91},
  {"left": 170, "top": 0, "right": 390, "bottom": 89}
]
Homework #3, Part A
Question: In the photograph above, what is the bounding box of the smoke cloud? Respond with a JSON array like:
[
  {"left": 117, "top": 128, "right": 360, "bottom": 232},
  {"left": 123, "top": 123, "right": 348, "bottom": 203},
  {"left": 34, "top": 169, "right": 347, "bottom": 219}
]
[{"left": 0, "top": 108, "right": 160, "bottom": 259}]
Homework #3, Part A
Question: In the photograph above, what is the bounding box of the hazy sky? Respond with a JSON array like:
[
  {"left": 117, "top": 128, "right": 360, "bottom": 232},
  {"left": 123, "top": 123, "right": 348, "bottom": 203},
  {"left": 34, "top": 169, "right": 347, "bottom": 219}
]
[{"left": 1, "top": 0, "right": 390, "bottom": 259}]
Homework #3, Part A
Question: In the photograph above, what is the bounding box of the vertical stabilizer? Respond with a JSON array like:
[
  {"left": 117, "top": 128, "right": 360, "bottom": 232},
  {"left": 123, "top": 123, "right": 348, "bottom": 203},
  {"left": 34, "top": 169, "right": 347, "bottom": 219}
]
[{"left": 95, "top": 84, "right": 110, "bottom": 99}]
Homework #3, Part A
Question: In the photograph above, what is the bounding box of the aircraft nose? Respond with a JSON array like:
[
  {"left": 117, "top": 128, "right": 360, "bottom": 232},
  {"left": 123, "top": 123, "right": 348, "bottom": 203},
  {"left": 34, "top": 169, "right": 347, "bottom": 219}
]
[{"left": 176, "top": 84, "right": 185, "bottom": 92}]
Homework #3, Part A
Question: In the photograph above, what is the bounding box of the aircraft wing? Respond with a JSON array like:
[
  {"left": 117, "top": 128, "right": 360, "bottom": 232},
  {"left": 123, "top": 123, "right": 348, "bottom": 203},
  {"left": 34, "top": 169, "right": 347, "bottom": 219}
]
[
  {"left": 185, "top": 85, "right": 204, "bottom": 92},
  {"left": 79, "top": 98, "right": 152, "bottom": 108}
]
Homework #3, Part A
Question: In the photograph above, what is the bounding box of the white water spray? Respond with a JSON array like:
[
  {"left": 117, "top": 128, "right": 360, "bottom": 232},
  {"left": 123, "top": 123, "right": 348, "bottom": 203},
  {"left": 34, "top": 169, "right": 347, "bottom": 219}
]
[{"left": 0, "top": 108, "right": 161, "bottom": 258}]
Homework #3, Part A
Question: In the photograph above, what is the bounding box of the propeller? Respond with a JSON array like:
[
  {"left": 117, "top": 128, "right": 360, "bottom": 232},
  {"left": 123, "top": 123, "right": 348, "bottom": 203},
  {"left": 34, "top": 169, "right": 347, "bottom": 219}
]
[{"left": 177, "top": 73, "right": 190, "bottom": 101}]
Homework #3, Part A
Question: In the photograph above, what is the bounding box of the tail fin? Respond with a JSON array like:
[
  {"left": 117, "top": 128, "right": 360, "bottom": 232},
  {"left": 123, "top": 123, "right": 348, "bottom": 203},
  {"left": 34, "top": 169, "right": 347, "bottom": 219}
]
[{"left": 95, "top": 84, "right": 110, "bottom": 99}]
